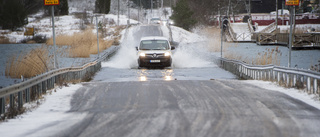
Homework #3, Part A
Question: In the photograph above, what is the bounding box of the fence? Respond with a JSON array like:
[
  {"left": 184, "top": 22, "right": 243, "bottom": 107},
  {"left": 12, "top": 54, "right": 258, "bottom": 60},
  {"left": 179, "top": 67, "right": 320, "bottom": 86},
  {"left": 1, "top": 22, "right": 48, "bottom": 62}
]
[
  {"left": 256, "top": 33, "right": 320, "bottom": 47},
  {"left": 0, "top": 46, "right": 119, "bottom": 118},
  {"left": 220, "top": 58, "right": 320, "bottom": 96}
]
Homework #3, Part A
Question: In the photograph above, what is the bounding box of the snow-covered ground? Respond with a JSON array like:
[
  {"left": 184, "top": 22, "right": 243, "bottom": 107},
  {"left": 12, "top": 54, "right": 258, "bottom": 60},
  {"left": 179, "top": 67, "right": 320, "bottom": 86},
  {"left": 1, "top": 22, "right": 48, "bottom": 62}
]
[{"left": 0, "top": 84, "right": 87, "bottom": 137}]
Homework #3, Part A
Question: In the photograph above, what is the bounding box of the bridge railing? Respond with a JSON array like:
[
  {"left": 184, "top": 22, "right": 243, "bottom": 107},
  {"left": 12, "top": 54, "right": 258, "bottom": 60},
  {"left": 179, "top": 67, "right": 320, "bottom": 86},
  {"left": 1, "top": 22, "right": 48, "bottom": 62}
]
[
  {"left": 225, "top": 20, "right": 237, "bottom": 42},
  {"left": 220, "top": 58, "right": 320, "bottom": 97},
  {"left": 247, "top": 18, "right": 254, "bottom": 33},
  {"left": 0, "top": 46, "right": 119, "bottom": 117},
  {"left": 259, "top": 22, "right": 276, "bottom": 33}
]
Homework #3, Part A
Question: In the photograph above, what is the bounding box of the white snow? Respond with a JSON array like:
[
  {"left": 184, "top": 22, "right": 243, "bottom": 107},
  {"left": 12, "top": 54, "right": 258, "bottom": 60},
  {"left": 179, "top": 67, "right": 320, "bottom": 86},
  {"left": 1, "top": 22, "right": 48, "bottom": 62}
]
[
  {"left": 230, "top": 23, "right": 252, "bottom": 41},
  {"left": 1, "top": 13, "right": 138, "bottom": 43},
  {"left": 0, "top": 84, "right": 86, "bottom": 137},
  {"left": 244, "top": 80, "right": 320, "bottom": 110}
]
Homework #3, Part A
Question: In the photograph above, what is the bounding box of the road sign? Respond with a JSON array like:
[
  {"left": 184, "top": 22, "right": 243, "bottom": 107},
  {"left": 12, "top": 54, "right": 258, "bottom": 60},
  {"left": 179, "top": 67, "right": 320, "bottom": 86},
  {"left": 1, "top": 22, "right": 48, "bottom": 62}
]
[
  {"left": 44, "top": 0, "right": 60, "bottom": 6},
  {"left": 285, "top": 0, "right": 300, "bottom": 6},
  {"left": 24, "top": 27, "right": 34, "bottom": 36}
]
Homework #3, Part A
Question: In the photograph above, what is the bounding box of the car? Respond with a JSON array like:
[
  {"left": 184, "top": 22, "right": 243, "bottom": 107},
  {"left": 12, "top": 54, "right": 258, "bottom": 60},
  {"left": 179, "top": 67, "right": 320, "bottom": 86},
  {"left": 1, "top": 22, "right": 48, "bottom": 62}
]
[
  {"left": 150, "top": 17, "right": 161, "bottom": 24},
  {"left": 136, "top": 36, "right": 175, "bottom": 68}
]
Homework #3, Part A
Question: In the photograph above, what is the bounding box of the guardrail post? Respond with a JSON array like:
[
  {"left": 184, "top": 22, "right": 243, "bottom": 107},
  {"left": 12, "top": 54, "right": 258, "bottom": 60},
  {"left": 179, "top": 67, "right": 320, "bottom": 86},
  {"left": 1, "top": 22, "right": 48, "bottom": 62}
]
[
  {"left": 42, "top": 81, "right": 46, "bottom": 94},
  {"left": 286, "top": 73, "right": 290, "bottom": 87},
  {"left": 10, "top": 94, "right": 14, "bottom": 110},
  {"left": 283, "top": 73, "right": 286, "bottom": 85},
  {"left": 254, "top": 70, "right": 257, "bottom": 79},
  {"left": 0, "top": 97, "right": 5, "bottom": 114},
  {"left": 26, "top": 88, "right": 30, "bottom": 103},
  {"left": 277, "top": 72, "right": 281, "bottom": 83},
  {"left": 18, "top": 91, "right": 23, "bottom": 109},
  {"left": 314, "top": 78, "right": 318, "bottom": 94},
  {"left": 293, "top": 74, "right": 297, "bottom": 87},
  {"left": 38, "top": 83, "right": 42, "bottom": 96},
  {"left": 272, "top": 70, "right": 276, "bottom": 81},
  {"left": 307, "top": 77, "right": 311, "bottom": 93}
]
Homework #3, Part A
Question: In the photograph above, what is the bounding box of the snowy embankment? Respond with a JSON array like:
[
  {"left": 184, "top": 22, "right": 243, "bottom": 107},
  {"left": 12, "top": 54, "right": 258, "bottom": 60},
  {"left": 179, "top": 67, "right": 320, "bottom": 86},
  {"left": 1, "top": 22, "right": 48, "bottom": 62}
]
[{"left": 2, "top": 12, "right": 137, "bottom": 43}]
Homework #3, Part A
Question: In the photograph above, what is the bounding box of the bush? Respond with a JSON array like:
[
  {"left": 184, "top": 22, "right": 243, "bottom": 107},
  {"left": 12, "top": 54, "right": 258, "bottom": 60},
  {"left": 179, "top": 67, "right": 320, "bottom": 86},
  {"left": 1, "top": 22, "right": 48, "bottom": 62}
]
[
  {"left": 170, "top": 0, "right": 197, "bottom": 31},
  {"left": 20, "top": 34, "right": 48, "bottom": 43}
]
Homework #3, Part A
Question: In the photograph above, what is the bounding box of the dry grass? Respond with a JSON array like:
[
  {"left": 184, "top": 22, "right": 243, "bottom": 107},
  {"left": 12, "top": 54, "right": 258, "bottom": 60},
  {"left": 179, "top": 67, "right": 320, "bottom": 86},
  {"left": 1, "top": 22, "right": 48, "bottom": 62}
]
[
  {"left": 5, "top": 45, "right": 53, "bottom": 78},
  {"left": 0, "top": 36, "right": 11, "bottom": 44},
  {"left": 46, "top": 29, "right": 114, "bottom": 58},
  {"left": 253, "top": 47, "right": 282, "bottom": 65},
  {"left": 225, "top": 47, "right": 282, "bottom": 66},
  {"left": 5, "top": 25, "right": 125, "bottom": 79}
]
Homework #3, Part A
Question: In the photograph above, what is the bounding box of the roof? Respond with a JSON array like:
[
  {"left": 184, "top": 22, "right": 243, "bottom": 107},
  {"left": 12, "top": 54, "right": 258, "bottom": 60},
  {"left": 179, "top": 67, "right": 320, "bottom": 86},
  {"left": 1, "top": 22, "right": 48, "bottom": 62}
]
[{"left": 140, "top": 36, "right": 169, "bottom": 41}]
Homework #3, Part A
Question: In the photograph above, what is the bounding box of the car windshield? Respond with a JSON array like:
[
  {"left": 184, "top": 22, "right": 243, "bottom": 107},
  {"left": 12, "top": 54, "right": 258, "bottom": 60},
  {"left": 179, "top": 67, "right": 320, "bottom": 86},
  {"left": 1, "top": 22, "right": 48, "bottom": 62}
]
[
  {"left": 140, "top": 40, "right": 169, "bottom": 50},
  {"left": 151, "top": 18, "right": 160, "bottom": 21}
]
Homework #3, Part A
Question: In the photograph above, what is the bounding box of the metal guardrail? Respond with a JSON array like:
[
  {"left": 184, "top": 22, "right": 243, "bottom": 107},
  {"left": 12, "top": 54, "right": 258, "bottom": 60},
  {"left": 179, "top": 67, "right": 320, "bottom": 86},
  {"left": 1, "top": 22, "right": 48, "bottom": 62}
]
[
  {"left": 0, "top": 46, "right": 119, "bottom": 117},
  {"left": 220, "top": 58, "right": 320, "bottom": 97}
]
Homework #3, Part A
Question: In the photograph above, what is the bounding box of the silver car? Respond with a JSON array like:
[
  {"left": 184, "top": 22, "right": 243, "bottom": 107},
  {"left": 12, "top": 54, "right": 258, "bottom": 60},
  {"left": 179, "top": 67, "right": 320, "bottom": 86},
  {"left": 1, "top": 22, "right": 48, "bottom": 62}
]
[{"left": 136, "top": 36, "right": 175, "bottom": 68}]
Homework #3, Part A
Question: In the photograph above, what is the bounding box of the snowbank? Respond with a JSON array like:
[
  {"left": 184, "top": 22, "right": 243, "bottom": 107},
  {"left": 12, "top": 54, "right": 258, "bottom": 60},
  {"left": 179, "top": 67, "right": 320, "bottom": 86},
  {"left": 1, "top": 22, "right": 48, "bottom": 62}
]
[{"left": 0, "top": 84, "right": 86, "bottom": 137}]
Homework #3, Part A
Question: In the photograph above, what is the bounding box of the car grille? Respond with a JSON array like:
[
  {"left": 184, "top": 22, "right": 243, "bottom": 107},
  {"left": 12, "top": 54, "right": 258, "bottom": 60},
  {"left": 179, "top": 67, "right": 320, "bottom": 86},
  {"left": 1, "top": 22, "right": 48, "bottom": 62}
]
[{"left": 145, "top": 53, "right": 165, "bottom": 58}]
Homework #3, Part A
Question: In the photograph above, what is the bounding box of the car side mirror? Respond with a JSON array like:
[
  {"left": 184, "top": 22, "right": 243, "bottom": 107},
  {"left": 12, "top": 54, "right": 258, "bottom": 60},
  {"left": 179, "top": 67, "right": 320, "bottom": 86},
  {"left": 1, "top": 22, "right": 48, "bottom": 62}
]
[
  {"left": 135, "top": 47, "right": 138, "bottom": 51},
  {"left": 171, "top": 46, "right": 175, "bottom": 50}
]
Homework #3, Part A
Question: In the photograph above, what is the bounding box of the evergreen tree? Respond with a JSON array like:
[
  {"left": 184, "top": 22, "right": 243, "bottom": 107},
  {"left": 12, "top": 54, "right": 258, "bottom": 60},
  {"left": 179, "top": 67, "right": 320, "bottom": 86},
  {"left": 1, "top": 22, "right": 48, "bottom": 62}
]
[
  {"left": 57, "top": 0, "right": 69, "bottom": 15},
  {"left": 170, "top": 0, "right": 197, "bottom": 31},
  {"left": 95, "top": 0, "right": 111, "bottom": 14},
  {"left": 0, "top": 0, "right": 28, "bottom": 30}
]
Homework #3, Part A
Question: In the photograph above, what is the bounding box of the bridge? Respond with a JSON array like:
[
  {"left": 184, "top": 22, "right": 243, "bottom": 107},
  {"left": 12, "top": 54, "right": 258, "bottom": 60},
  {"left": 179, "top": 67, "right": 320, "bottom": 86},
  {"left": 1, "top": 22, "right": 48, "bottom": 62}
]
[{"left": 225, "top": 19, "right": 320, "bottom": 48}]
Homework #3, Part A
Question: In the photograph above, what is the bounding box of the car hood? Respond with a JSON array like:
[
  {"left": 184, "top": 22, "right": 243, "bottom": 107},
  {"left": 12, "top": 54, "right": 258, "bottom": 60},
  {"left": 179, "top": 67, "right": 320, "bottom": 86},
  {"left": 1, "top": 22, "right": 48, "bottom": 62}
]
[{"left": 139, "top": 50, "right": 171, "bottom": 54}]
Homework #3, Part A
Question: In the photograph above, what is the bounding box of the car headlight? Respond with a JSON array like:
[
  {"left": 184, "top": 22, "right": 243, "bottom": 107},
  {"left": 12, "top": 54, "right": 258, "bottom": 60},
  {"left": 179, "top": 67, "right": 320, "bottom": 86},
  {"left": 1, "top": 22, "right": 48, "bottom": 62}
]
[
  {"left": 139, "top": 53, "right": 146, "bottom": 57},
  {"left": 164, "top": 52, "right": 170, "bottom": 56}
]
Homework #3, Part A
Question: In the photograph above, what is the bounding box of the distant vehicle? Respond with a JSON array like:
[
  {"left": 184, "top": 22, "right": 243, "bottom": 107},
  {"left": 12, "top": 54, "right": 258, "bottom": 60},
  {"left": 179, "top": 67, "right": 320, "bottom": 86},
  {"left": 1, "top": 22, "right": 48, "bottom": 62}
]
[
  {"left": 136, "top": 36, "right": 175, "bottom": 68},
  {"left": 161, "top": 19, "right": 174, "bottom": 25},
  {"left": 150, "top": 18, "right": 161, "bottom": 24}
]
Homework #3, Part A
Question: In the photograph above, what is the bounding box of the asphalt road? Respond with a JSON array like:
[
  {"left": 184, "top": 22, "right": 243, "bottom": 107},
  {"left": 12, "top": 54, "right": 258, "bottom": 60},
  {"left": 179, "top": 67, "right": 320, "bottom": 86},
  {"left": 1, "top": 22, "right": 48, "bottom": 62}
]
[
  {"left": 53, "top": 25, "right": 320, "bottom": 137},
  {"left": 56, "top": 80, "right": 320, "bottom": 137}
]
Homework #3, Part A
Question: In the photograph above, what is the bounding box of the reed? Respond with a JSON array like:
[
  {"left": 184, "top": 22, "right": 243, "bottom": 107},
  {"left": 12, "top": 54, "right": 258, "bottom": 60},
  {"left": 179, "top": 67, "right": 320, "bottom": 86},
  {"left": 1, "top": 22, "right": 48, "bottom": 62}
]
[
  {"left": 46, "top": 29, "right": 114, "bottom": 58},
  {"left": 5, "top": 45, "right": 53, "bottom": 78},
  {"left": 225, "top": 47, "right": 281, "bottom": 66},
  {"left": 253, "top": 47, "right": 281, "bottom": 65}
]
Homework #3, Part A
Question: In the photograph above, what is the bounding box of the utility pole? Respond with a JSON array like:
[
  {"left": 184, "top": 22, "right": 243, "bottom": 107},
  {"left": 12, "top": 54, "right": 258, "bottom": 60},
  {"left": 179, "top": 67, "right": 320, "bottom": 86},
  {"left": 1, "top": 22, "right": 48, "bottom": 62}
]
[
  {"left": 276, "top": 0, "right": 278, "bottom": 30},
  {"left": 282, "top": 0, "right": 284, "bottom": 25},
  {"left": 227, "top": 0, "right": 231, "bottom": 19},
  {"left": 249, "top": 0, "right": 251, "bottom": 20},
  {"left": 286, "top": 0, "right": 299, "bottom": 68},
  {"left": 127, "top": 0, "right": 130, "bottom": 25},
  {"left": 219, "top": 0, "right": 223, "bottom": 58},
  {"left": 44, "top": 0, "right": 59, "bottom": 69},
  {"left": 151, "top": 0, "right": 153, "bottom": 18},
  {"left": 96, "top": 15, "right": 100, "bottom": 59},
  {"left": 52, "top": 6, "right": 57, "bottom": 69},
  {"left": 288, "top": 6, "right": 294, "bottom": 68},
  {"left": 137, "top": 1, "right": 140, "bottom": 23},
  {"left": 117, "top": 0, "right": 120, "bottom": 26}
]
